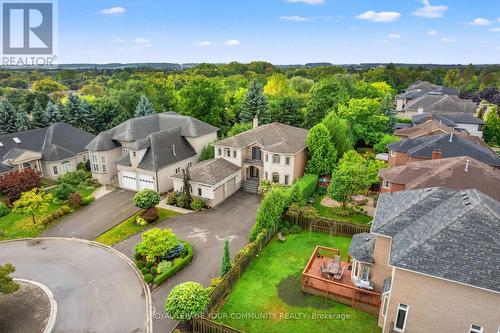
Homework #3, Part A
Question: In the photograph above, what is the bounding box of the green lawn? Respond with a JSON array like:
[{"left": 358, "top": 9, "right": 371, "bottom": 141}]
[
  {"left": 94, "top": 208, "right": 180, "bottom": 245},
  {"left": 216, "top": 232, "right": 381, "bottom": 333},
  {"left": 313, "top": 195, "right": 372, "bottom": 225},
  {"left": 0, "top": 186, "right": 95, "bottom": 240}
]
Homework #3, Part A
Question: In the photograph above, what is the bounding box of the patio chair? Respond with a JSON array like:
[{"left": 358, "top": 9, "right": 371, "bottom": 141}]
[
  {"left": 333, "top": 267, "right": 345, "bottom": 280},
  {"left": 333, "top": 255, "right": 341, "bottom": 264}
]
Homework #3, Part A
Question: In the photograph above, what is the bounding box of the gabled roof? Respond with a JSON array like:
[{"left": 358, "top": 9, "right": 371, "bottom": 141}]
[
  {"left": 397, "top": 81, "right": 458, "bottom": 99},
  {"left": 404, "top": 95, "right": 477, "bottom": 114},
  {"left": 412, "top": 113, "right": 457, "bottom": 127},
  {"left": 170, "top": 158, "right": 241, "bottom": 186},
  {"left": 0, "top": 123, "right": 94, "bottom": 171},
  {"left": 215, "top": 123, "right": 308, "bottom": 154},
  {"left": 378, "top": 156, "right": 500, "bottom": 201},
  {"left": 397, "top": 119, "right": 455, "bottom": 139},
  {"left": 412, "top": 112, "right": 485, "bottom": 126},
  {"left": 387, "top": 133, "right": 500, "bottom": 167},
  {"left": 371, "top": 188, "right": 500, "bottom": 293},
  {"left": 348, "top": 233, "right": 376, "bottom": 264},
  {"left": 86, "top": 112, "right": 218, "bottom": 152}
]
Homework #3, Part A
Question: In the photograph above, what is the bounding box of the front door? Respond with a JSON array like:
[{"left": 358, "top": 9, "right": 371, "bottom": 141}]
[{"left": 248, "top": 166, "right": 259, "bottom": 179}]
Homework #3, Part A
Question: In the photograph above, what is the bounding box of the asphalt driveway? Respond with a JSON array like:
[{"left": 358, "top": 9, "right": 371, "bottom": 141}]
[
  {"left": 43, "top": 189, "right": 139, "bottom": 240},
  {"left": 113, "top": 190, "right": 260, "bottom": 333},
  {"left": 0, "top": 238, "right": 151, "bottom": 333}
]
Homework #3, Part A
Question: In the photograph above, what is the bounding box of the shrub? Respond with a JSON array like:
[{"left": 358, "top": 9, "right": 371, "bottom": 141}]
[
  {"left": 175, "top": 192, "right": 189, "bottom": 209},
  {"left": 60, "top": 206, "right": 71, "bottom": 214},
  {"left": 190, "top": 198, "right": 204, "bottom": 211},
  {"left": 166, "top": 192, "right": 176, "bottom": 205},
  {"left": 220, "top": 239, "right": 232, "bottom": 277},
  {"left": 136, "top": 216, "right": 148, "bottom": 226},
  {"left": 135, "top": 228, "right": 178, "bottom": 262},
  {"left": 150, "top": 266, "right": 157, "bottom": 274},
  {"left": 57, "top": 169, "right": 92, "bottom": 187},
  {"left": 0, "top": 169, "right": 41, "bottom": 201},
  {"left": 141, "top": 267, "right": 149, "bottom": 275},
  {"left": 257, "top": 179, "right": 272, "bottom": 196},
  {"left": 172, "top": 257, "right": 183, "bottom": 266},
  {"left": 133, "top": 189, "right": 160, "bottom": 210},
  {"left": 81, "top": 195, "right": 94, "bottom": 205},
  {"left": 41, "top": 215, "right": 53, "bottom": 225},
  {"left": 136, "top": 260, "right": 145, "bottom": 269},
  {"left": 157, "top": 260, "right": 173, "bottom": 274},
  {"left": 165, "top": 281, "right": 209, "bottom": 321},
  {"left": 50, "top": 212, "right": 59, "bottom": 220},
  {"left": 249, "top": 186, "right": 290, "bottom": 241},
  {"left": 140, "top": 207, "right": 159, "bottom": 223},
  {"left": 199, "top": 144, "right": 215, "bottom": 161},
  {"left": 67, "top": 192, "right": 82, "bottom": 208},
  {"left": 145, "top": 261, "right": 154, "bottom": 269},
  {"left": 53, "top": 183, "right": 76, "bottom": 200},
  {"left": 210, "top": 277, "right": 222, "bottom": 289},
  {"left": 134, "top": 252, "right": 143, "bottom": 261},
  {"left": 374, "top": 134, "right": 399, "bottom": 154},
  {"left": 0, "top": 202, "right": 10, "bottom": 217},
  {"left": 144, "top": 273, "right": 154, "bottom": 284},
  {"left": 154, "top": 242, "right": 193, "bottom": 285}
]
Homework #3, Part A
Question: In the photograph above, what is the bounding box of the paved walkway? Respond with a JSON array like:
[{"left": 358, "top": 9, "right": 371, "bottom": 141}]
[
  {"left": 0, "top": 238, "right": 152, "bottom": 333},
  {"left": 43, "top": 189, "right": 139, "bottom": 240},
  {"left": 113, "top": 191, "right": 259, "bottom": 333}
]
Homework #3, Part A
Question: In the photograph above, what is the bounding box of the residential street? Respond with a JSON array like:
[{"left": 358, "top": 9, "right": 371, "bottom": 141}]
[
  {"left": 42, "top": 189, "right": 139, "bottom": 240},
  {"left": 0, "top": 238, "right": 151, "bottom": 333},
  {"left": 113, "top": 191, "right": 259, "bottom": 333}
]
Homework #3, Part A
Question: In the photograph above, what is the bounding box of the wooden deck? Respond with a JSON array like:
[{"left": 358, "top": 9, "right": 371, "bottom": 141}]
[{"left": 301, "top": 246, "right": 382, "bottom": 315}]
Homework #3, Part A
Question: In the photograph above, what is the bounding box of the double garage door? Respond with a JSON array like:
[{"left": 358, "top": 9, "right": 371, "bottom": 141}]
[{"left": 121, "top": 171, "right": 155, "bottom": 191}]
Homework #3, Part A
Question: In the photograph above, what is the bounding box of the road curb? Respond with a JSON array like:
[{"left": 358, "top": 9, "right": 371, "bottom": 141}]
[
  {"left": 1, "top": 237, "right": 153, "bottom": 333},
  {"left": 14, "top": 278, "right": 57, "bottom": 333}
]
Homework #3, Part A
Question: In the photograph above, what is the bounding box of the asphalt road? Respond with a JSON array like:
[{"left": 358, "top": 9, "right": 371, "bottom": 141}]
[
  {"left": 0, "top": 238, "right": 151, "bottom": 333},
  {"left": 43, "top": 189, "right": 139, "bottom": 240},
  {"left": 114, "top": 190, "right": 260, "bottom": 333}
]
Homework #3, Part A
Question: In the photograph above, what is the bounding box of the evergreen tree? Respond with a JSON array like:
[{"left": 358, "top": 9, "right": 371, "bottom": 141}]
[
  {"left": 79, "top": 99, "right": 95, "bottom": 132},
  {"left": 134, "top": 95, "right": 155, "bottom": 117},
  {"left": 63, "top": 94, "right": 91, "bottom": 130},
  {"left": 14, "top": 109, "right": 30, "bottom": 132},
  {"left": 46, "top": 101, "right": 63, "bottom": 124},
  {"left": 380, "top": 93, "right": 396, "bottom": 133},
  {"left": 219, "top": 239, "right": 232, "bottom": 277},
  {"left": 306, "top": 123, "right": 337, "bottom": 176},
  {"left": 30, "top": 99, "right": 49, "bottom": 129},
  {"left": 279, "top": 96, "right": 303, "bottom": 127},
  {"left": 182, "top": 169, "right": 192, "bottom": 206},
  {"left": 0, "top": 100, "right": 18, "bottom": 134},
  {"left": 240, "top": 80, "right": 271, "bottom": 124}
]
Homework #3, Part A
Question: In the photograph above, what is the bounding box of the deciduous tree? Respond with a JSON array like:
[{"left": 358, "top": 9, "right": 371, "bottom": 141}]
[
  {"left": 12, "top": 188, "right": 53, "bottom": 224},
  {"left": 135, "top": 228, "right": 178, "bottom": 262},
  {"left": 306, "top": 123, "right": 337, "bottom": 176},
  {"left": 305, "top": 79, "right": 349, "bottom": 127},
  {"left": 0, "top": 263, "right": 19, "bottom": 294}
]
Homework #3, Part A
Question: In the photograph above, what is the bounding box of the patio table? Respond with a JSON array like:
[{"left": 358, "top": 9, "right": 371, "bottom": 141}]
[{"left": 327, "top": 262, "right": 340, "bottom": 275}]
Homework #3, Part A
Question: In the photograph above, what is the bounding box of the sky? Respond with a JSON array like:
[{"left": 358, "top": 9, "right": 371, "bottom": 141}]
[{"left": 56, "top": 0, "right": 500, "bottom": 64}]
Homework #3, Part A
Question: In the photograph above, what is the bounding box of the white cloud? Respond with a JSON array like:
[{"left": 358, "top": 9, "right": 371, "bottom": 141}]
[
  {"left": 441, "top": 38, "right": 455, "bottom": 42},
  {"left": 470, "top": 18, "right": 491, "bottom": 26},
  {"left": 427, "top": 29, "right": 438, "bottom": 36},
  {"left": 356, "top": 11, "right": 401, "bottom": 23},
  {"left": 194, "top": 41, "right": 212, "bottom": 47},
  {"left": 111, "top": 38, "right": 125, "bottom": 43},
  {"left": 490, "top": 28, "right": 500, "bottom": 32},
  {"left": 132, "top": 38, "right": 150, "bottom": 44},
  {"left": 280, "top": 15, "right": 310, "bottom": 22},
  {"left": 225, "top": 39, "right": 241, "bottom": 46},
  {"left": 413, "top": 0, "right": 448, "bottom": 18},
  {"left": 388, "top": 33, "right": 401, "bottom": 39},
  {"left": 286, "top": 0, "right": 324, "bottom": 5},
  {"left": 100, "top": 7, "right": 126, "bottom": 15}
]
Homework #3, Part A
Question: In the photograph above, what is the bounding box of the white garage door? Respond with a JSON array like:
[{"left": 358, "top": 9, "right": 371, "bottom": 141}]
[
  {"left": 138, "top": 174, "right": 155, "bottom": 191},
  {"left": 121, "top": 171, "right": 137, "bottom": 191}
]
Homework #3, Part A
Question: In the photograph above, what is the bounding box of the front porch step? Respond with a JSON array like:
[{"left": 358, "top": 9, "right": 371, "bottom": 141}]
[{"left": 242, "top": 179, "right": 259, "bottom": 194}]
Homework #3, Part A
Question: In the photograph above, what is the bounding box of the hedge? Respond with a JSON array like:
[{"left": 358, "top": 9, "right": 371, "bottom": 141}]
[
  {"left": 249, "top": 174, "right": 318, "bottom": 241},
  {"left": 153, "top": 241, "right": 193, "bottom": 286}
]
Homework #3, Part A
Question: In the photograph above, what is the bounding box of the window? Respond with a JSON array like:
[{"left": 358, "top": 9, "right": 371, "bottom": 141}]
[
  {"left": 101, "top": 156, "right": 106, "bottom": 163},
  {"left": 225, "top": 148, "right": 231, "bottom": 157},
  {"left": 233, "top": 151, "right": 236, "bottom": 158},
  {"left": 91, "top": 154, "right": 99, "bottom": 172},
  {"left": 52, "top": 166, "right": 58, "bottom": 175},
  {"left": 13, "top": 137, "right": 21, "bottom": 143},
  {"left": 272, "top": 154, "right": 280, "bottom": 164},
  {"left": 82, "top": 154, "right": 87, "bottom": 162},
  {"left": 469, "top": 325, "right": 483, "bottom": 333},
  {"left": 265, "top": 154, "right": 268, "bottom": 162},
  {"left": 62, "top": 162, "right": 71, "bottom": 173},
  {"left": 394, "top": 304, "right": 409, "bottom": 332},
  {"left": 188, "top": 162, "right": 192, "bottom": 167},
  {"left": 132, "top": 151, "right": 136, "bottom": 157},
  {"left": 353, "top": 261, "right": 359, "bottom": 277},
  {"left": 172, "top": 144, "right": 176, "bottom": 156},
  {"left": 265, "top": 172, "right": 268, "bottom": 180},
  {"left": 285, "top": 157, "right": 290, "bottom": 165},
  {"left": 382, "top": 295, "right": 389, "bottom": 317},
  {"left": 218, "top": 148, "right": 222, "bottom": 156},
  {"left": 198, "top": 188, "right": 202, "bottom": 196},
  {"left": 100, "top": 156, "right": 106, "bottom": 174},
  {"left": 123, "top": 148, "right": 129, "bottom": 155},
  {"left": 361, "top": 265, "right": 370, "bottom": 281},
  {"left": 382, "top": 180, "right": 390, "bottom": 189},
  {"left": 284, "top": 175, "right": 289, "bottom": 185},
  {"left": 390, "top": 150, "right": 395, "bottom": 157},
  {"left": 272, "top": 172, "right": 279, "bottom": 183},
  {"left": 102, "top": 164, "right": 107, "bottom": 173},
  {"left": 22, "top": 162, "right": 31, "bottom": 169},
  {"left": 175, "top": 167, "right": 181, "bottom": 174}
]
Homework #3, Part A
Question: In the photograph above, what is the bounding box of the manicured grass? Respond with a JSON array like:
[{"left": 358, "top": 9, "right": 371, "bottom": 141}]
[
  {"left": 94, "top": 208, "right": 180, "bottom": 246},
  {"left": 0, "top": 186, "right": 95, "bottom": 240},
  {"left": 313, "top": 195, "right": 372, "bottom": 225},
  {"left": 217, "top": 232, "right": 381, "bottom": 333}
]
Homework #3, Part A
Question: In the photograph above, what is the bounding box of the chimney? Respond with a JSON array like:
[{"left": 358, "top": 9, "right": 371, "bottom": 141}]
[
  {"left": 253, "top": 115, "right": 259, "bottom": 129},
  {"left": 465, "top": 159, "right": 470, "bottom": 172},
  {"left": 449, "top": 133, "right": 453, "bottom": 142},
  {"left": 418, "top": 107, "right": 424, "bottom": 115},
  {"left": 432, "top": 149, "right": 442, "bottom": 160}
]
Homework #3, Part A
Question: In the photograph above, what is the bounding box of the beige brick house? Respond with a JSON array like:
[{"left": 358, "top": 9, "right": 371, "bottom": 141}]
[{"left": 348, "top": 188, "right": 500, "bottom": 333}]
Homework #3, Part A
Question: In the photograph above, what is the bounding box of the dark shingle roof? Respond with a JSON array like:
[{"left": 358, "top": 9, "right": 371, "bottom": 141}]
[
  {"left": 412, "top": 113, "right": 484, "bottom": 126},
  {"left": 171, "top": 158, "right": 241, "bottom": 186},
  {"left": 372, "top": 188, "right": 500, "bottom": 293},
  {"left": 412, "top": 113, "right": 457, "bottom": 127},
  {"left": 215, "top": 123, "right": 308, "bottom": 154},
  {"left": 404, "top": 95, "right": 477, "bottom": 114},
  {"left": 387, "top": 133, "right": 500, "bottom": 167},
  {"left": 0, "top": 123, "right": 94, "bottom": 171},
  {"left": 348, "top": 233, "right": 376, "bottom": 264}
]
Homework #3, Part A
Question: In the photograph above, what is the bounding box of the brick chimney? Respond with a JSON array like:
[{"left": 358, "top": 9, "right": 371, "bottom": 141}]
[{"left": 432, "top": 149, "right": 442, "bottom": 160}]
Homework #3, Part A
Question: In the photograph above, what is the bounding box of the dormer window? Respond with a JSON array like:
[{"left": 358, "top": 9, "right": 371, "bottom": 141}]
[
  {"left": 0, "top": 142, "right": 3, "bottom": 146},
  {"left": 13, "top": 137, "right": 21, "bottom": 143}
]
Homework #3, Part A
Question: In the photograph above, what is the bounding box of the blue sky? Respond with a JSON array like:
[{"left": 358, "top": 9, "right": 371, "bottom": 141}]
[{"left": 58, "top": 0, "right": 500, "bottom": 64}]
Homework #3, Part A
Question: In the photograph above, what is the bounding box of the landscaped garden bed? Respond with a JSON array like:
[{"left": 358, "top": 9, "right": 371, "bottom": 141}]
[
  {"left": 133, "top": 227, "right": 193, "bottom": 288},
  {"left": 313, "top": 194, "right": 372, "bottom": 225},
  {"left": 215, "top": 231, "right": 381, "bottom": 333}
]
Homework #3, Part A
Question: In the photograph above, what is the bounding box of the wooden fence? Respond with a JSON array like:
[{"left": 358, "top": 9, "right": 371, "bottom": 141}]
[
  {"left": 285, "top": 214, "right": 371, "bottom": 237},
  {"left": 192, "top": 318, "right": 244, "bottom": 333}
]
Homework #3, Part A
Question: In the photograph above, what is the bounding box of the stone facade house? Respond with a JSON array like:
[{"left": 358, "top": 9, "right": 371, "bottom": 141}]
[
  {"left": 348, "top": 188, "right": 500, "bottom": 333},
  {"left": 0, "top": 123, "right": 94, "bottom": 179},
  {"left": 86, "top": 112, "right": 218, "bottom": 193}
]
